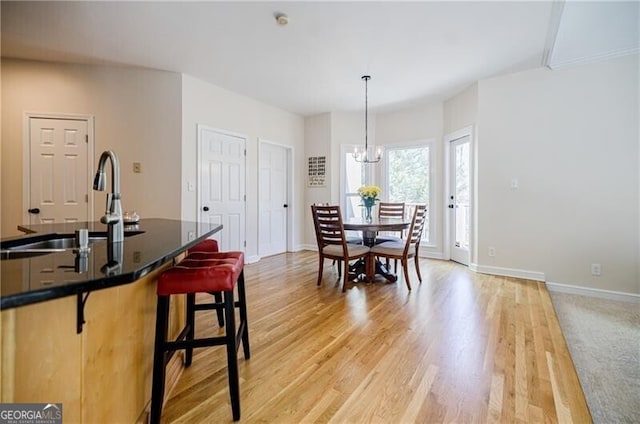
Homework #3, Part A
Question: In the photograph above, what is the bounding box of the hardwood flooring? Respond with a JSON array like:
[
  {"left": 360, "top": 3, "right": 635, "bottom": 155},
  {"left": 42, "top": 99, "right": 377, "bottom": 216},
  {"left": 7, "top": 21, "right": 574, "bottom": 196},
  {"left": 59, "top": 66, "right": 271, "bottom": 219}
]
[{"left": 161, "top": 251, "right": 591, "bottom": 423}]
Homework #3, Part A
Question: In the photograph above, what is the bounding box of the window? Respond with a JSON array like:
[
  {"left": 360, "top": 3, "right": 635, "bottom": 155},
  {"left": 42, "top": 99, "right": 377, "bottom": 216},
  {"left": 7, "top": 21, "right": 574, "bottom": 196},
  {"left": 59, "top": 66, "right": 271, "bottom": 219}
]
[
  {"left": 384, "top": 143, "right": 432, "bottom": 243},
  {"left": 341, "top": 145, "right": 373, "bottom": 220},
  {"left": 341, "top": 142, "right": 433, "bottom": 245}
]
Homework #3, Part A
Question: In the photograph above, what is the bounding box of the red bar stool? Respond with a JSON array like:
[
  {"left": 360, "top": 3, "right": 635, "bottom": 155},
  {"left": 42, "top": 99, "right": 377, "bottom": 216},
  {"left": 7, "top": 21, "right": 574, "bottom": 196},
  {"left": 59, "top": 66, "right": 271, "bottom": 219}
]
[
  {"left": 186, "top": 239, "right": 225, "bottom": 327},
  {"left": 150, "top": 251, "right": 250, "bottom": 423},
  {"left": 188, "top": 238, "right": 219, "bottom": 254}
]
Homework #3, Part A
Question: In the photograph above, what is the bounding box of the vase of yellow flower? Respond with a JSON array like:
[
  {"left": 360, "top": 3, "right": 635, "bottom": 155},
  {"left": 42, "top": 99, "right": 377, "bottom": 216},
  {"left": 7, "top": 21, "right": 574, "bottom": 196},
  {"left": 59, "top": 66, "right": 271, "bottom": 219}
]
[{"left": 357, "top": 185, "right": 381, "bottom": 223}]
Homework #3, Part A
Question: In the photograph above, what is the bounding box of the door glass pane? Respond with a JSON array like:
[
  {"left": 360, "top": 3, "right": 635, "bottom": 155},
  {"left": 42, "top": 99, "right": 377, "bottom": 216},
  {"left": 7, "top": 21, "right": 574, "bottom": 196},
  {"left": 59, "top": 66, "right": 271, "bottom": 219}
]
[
  {"left": 387, "top": 146, "right": 430, "bottom": 242},
  {"left": 454, "top": 141, "right": 470, "bottom": 249}
]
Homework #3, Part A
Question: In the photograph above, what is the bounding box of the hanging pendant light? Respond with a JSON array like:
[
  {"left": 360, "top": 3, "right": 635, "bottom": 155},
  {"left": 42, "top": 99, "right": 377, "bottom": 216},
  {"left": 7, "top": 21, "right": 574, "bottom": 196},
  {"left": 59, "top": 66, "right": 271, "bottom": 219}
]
[{"left": 353, "top": 75, "right": 382, "bottom": 163}]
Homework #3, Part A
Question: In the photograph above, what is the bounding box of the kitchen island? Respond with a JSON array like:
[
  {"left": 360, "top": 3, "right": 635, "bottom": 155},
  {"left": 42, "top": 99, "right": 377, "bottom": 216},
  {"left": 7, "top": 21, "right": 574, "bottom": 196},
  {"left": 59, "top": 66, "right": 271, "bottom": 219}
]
[{"left": 0, "top": 219, "right": 222, "bottom": 423}]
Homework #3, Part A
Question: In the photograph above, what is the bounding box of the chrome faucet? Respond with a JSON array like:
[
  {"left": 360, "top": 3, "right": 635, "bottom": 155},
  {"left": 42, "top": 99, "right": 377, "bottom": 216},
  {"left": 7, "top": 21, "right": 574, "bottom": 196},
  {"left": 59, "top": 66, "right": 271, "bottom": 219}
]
[{"left": 93, "top": 150, "right": 123, "bottom": 243}]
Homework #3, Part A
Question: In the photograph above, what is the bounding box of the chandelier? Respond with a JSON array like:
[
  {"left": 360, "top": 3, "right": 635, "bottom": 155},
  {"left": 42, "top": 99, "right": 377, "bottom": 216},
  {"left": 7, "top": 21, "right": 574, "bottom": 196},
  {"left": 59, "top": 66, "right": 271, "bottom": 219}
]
[{"left": 353, "top": 75, "right": 382, "bottom": 163}]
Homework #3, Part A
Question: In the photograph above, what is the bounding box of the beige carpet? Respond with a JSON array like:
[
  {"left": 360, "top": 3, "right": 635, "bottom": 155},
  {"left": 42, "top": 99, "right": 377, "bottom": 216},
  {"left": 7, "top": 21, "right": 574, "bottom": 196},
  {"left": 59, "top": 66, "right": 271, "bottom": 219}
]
[{"left": 549, "top": 291, "right": 640, "bottom": 423}]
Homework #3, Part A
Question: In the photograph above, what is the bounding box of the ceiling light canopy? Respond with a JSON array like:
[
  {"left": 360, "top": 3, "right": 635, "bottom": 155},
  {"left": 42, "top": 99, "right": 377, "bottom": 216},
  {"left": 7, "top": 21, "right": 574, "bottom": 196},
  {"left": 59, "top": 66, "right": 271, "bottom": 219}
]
[{"left": 275, "top": 12, "right": 289, "bottom": 26}]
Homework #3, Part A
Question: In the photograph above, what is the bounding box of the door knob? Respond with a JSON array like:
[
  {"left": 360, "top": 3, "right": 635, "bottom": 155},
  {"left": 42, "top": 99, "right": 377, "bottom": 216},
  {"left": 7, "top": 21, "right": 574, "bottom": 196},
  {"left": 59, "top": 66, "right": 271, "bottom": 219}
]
[
  {"left": 283, "top": 204, "right": 288, "bottom": 208},
  {"left": 448, "top": 204, "right": 454, "bottom": 209},
  {"left": 203, "top": 206, "right": 209, "bottom": 212},
  {"left": 28, "top": 208, "right": 40, "bottom": 214}
]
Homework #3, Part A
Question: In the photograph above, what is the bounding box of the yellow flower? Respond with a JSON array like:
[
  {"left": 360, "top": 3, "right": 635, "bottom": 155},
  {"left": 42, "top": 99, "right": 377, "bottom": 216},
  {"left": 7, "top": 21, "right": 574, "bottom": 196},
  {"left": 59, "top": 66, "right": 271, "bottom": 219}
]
[{"left": 357, "top": 185, "right": 381, "bottom": 200}]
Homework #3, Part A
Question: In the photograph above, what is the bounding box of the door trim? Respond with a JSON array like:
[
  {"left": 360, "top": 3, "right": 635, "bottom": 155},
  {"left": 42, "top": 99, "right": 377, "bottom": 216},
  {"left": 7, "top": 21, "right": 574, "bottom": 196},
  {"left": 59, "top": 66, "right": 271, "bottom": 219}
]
[
  {"left": 23, "top": 112, "right": 95, "bottom": 225},
  {"left": 443, "top": 125, "right": 474, "bottom": 264},
  {"left": 258, "top": 138, "right": 294, "bottom": 256}
]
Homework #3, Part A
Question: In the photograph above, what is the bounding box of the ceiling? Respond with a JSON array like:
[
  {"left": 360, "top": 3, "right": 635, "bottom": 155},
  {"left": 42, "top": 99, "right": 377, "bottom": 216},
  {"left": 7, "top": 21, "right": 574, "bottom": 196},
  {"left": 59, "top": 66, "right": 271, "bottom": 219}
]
[{"left": 2, "top": 1, "right": 638, "bottom": 117}]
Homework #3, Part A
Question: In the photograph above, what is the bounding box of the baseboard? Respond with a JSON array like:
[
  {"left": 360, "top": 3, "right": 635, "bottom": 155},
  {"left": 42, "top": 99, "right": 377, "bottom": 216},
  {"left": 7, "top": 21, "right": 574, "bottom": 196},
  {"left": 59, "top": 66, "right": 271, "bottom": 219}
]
[
  {"left": 299, "top": 244, "right": 318, "bottom": 251},
  {"left": 246, "top": 255, "right": 260, "bottom": 264},
  {"left": 470, "top": 263, "right": 546, "bottom": 282},
  {"left": 421, "top": 251, "right": 445, "bottom": 260},
  {"left": 546, "top": 281, "right": 640, "bottom": 303}
]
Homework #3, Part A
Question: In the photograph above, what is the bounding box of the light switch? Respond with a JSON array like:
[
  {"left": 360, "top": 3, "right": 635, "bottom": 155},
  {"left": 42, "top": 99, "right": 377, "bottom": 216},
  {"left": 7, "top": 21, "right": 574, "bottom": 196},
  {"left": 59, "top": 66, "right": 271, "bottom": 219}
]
[
  {"left": 510, "top": 178, "right": 518, "bottom": 189},
  {"left": 187, "top": 181, "right": 195, "bottom": 192},
  {"left": 133, "top": 162, "right": 142, "bottom": 173}
]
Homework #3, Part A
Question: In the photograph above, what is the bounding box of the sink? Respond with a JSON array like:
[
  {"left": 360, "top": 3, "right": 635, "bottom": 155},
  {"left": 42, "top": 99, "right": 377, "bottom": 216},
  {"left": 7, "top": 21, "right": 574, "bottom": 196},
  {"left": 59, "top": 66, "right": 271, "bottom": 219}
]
[
  {"left": 0, "top": 230, "right": 145, "bottom": 260},
  {"left": 4, "top": 236, "right": 107, "bottom": 250}
]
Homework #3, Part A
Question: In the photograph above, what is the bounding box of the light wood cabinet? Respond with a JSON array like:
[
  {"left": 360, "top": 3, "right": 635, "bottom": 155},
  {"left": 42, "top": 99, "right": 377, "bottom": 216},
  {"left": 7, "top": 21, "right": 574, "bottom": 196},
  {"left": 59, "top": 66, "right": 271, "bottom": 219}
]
[{"left": 1, "top": 263, "right": 185, "bottom": 423}]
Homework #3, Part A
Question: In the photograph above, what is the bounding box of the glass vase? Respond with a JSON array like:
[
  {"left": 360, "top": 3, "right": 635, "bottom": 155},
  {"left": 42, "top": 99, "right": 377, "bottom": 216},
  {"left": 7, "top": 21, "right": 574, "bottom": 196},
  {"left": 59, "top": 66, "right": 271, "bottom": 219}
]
[{"left": 365, "top": 205, "right": 373, "bottom": 223}]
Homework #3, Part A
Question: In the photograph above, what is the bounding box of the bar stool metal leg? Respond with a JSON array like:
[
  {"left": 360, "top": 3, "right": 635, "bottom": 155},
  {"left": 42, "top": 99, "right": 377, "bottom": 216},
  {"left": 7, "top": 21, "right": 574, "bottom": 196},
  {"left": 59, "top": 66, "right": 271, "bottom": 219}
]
[
  {"left": 150, "top": 295, "right": 170, "bottom": 424},
  {"left": 224, "top": 290, "right": 240, "bottom": 421},
  {"left": 237, "top": 270, "right": 250, "bottom": 359},
  {"left": 213, "top": 291, "right": 224, "bottom": 327},
  {"left": 185, "top": 293, "right": 196, "bottom": 366}
]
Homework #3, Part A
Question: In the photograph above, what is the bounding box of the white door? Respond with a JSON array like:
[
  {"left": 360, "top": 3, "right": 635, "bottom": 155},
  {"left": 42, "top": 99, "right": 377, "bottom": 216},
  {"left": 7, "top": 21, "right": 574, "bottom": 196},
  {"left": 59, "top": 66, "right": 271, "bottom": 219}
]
[
  {"left": 197, "top": 125, "right": 246, "bottom": 252},
  {"left": 449, "top": 135, "right": 471, "bottom": 265},
  {"left": 258, "top": 141, "right": 288, "bottom": 257},
  {"left": 28, "top": 117, "right": 90, "bottom": 225}
]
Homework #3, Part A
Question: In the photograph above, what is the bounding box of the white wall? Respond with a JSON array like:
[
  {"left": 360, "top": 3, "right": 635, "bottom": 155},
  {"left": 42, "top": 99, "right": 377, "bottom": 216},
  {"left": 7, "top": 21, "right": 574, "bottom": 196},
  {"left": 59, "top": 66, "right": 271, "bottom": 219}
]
[
  {"left": 304, "top": 113, "right": 332, "bottom": 204},
  {"left": 329, "top": 111, "right": 371, "bottom": 203},
  {"left": 1, "top": 59, "right": 182, "bottom": 237},
  {"left": 476, "top": 55, "right": 639, "bottom": 294},
  {"left": 303, "top": 113, "right": 332, "bottom": 245},
  {"left": 443, "top": 83, "right": 478, "bottom": 135},
  {"left": 180, "top": 74, "right": 305, "bottom": 258}
]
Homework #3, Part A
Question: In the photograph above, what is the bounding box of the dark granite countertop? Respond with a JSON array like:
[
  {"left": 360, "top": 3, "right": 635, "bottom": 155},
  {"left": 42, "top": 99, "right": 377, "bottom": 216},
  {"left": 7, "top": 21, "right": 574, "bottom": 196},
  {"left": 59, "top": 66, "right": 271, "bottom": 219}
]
[{"left": 1, "top": 219, "right": 222, "bottom": 310}]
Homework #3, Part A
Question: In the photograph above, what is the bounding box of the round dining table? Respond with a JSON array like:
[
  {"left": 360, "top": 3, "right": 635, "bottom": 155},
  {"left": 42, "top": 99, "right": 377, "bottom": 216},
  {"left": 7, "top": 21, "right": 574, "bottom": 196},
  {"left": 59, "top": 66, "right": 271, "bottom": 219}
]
[{"left": 343, "top": 217, "right": 411, "bottom": 282}]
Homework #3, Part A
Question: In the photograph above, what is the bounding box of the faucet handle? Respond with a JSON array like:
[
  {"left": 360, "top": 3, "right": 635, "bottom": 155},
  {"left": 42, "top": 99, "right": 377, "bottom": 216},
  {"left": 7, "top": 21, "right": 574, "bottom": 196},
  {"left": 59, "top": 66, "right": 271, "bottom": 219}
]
[{"left": 105, "top": 193, "right": 113, "bottom": 214}]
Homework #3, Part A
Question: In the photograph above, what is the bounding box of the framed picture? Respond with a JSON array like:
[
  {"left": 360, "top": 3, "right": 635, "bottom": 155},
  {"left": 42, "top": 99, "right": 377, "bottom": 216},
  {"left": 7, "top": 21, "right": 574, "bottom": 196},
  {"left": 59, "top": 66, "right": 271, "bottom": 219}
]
[{"left": 307, "top": 156, "right": 326, "bottom": 187}]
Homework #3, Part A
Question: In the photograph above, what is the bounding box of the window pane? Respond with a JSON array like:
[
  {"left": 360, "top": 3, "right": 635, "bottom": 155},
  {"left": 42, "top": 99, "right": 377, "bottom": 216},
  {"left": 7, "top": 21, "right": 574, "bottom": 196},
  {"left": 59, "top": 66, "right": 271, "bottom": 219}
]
[
  {"left": 387, "top": 146, "right": 430, "bottom": 241},
  {"left": 344, "top": 152, "right": 365, "bottom": 219},
  {"left": 455, "top": 142, "right": 470, "bottom": 249}
]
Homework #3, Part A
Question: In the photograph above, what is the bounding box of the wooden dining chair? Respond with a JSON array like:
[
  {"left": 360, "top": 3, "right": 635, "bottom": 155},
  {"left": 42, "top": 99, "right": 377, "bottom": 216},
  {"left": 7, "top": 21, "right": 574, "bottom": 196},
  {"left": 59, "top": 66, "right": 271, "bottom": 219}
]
[
  {"left": 313, "top": 202, "right": 362, "bottom": 273},
  {"left": 311, "top": 205, "right": 370, "bottom": 292},
  {"left": 369, "top": 204, "right": 427, "bottom": 290},
  {"left": 376, "top": 202, "right": 406, "bottom": 242},
  {"left": 375, "top": 202, "right": 406, "bottom": 271}
]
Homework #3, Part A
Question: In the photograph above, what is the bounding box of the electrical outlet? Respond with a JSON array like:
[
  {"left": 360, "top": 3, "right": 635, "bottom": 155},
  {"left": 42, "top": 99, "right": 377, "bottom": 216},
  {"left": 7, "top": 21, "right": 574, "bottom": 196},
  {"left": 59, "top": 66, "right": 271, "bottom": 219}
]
[
  {"left": 591, "top": 263, "right": 601, "bottom": 276},
  {"left": 188, "top": 231, "right": 195, "bottom": 241},
  {"left": 488, "top": 247, "right": 496, "bottom": 257},
  {"left": 133, "top": 162, "right": 142, "bottom": 173}
]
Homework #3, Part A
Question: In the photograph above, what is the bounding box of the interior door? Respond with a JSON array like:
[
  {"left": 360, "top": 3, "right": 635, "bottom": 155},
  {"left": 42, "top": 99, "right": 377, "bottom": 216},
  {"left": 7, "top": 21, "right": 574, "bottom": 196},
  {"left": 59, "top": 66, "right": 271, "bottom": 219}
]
[
  {"left": 258, "top": 141, "right": 288, "bottom": 257},
  {"left": 29, "top": 117, "right": 90, "bottom": 225},
  {"left": 197, "top": 125, "right": 246, "bottom": 251},
  {"left": 449, "top": 135, "right": 471, "bottom": 265}
]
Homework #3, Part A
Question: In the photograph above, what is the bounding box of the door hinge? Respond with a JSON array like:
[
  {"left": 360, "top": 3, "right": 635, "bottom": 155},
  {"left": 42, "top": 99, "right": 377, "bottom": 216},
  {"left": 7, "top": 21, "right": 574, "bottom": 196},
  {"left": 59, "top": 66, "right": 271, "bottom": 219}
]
[
  {"left": 244, "top": 240, "right": 247, "bottom": 247},
  {"left": 85, "top": 194, "right": 89, "bottom": 203},
  {"left": 244, "top": 149, "right": 247, "bottom": 156},
  {"left": 244, "top": 194, "right": 246, "bottom": 201},
  {"left": 85, "top": 134, "right": 88, "bottom": 143}
]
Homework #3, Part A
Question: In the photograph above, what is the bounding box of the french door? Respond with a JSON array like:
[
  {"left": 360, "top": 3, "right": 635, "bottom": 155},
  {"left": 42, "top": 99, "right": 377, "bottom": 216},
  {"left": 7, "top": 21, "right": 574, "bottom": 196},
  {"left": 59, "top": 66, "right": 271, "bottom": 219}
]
[{"left": 449, "top": 134, "right": 471, "bottom": 265}]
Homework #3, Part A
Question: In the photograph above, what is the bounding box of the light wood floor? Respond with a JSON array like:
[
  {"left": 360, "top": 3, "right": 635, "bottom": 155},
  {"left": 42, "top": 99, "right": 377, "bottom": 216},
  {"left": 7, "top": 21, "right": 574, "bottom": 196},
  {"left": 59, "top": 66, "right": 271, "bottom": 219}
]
[{"left": 161, "top": 251, "right": 592, "bottom": 423}]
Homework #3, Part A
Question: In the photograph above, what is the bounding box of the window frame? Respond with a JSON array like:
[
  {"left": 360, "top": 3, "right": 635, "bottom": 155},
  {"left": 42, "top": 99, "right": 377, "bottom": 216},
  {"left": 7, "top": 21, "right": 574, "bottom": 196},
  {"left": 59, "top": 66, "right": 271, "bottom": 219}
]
[
  {"left": 380, "top": 139, "right": 435, "bottom": 246},
  {"left": 340, "top": 144, "right": 375, "bottom": 219}
]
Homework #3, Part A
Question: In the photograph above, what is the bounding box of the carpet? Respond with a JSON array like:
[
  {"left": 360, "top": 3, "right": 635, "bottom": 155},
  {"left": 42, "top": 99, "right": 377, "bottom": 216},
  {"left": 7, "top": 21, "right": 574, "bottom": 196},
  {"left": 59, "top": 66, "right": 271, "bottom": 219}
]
[{"left": 549, "top": 291, "right": 640, "bottom": 423}]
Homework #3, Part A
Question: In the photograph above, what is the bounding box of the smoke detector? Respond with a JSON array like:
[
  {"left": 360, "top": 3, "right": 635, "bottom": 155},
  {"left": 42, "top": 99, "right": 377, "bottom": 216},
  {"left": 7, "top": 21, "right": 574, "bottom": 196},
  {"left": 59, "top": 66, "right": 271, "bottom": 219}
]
[{"left": 275, "top": 13, "right": 289, "bottom": 26}]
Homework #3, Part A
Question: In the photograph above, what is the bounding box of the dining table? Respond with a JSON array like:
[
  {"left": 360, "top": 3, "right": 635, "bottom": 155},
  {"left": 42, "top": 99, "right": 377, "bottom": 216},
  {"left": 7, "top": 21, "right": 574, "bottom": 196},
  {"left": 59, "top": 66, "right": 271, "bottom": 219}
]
[{"left": 343, "top": 216, "right": 411, "bottom": 283}]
